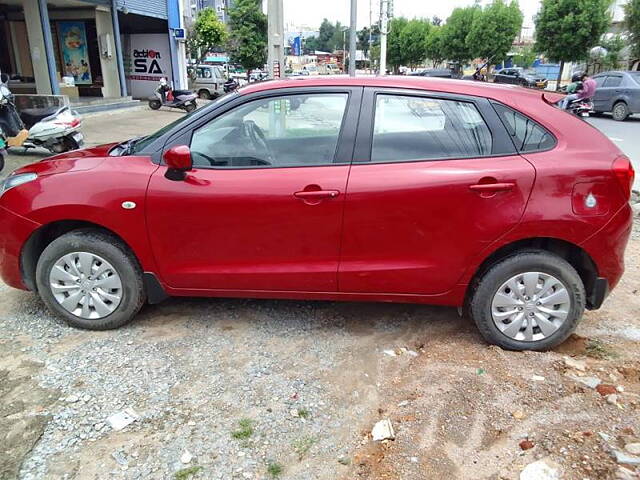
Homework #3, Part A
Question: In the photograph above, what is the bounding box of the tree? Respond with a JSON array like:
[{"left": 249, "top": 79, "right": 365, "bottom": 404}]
[
  {"left": 227, "top": 0, "right": 267, "bottom": 74},
  {"left": 425, "top": 26, "right": 445, "bottom": 67},
  {"left": 440, "top": 6, "right": 480, "bottom": 63},
  {"left": 387, "top": 17, "right": 409, "bottom": 72},
  {"left": 602, "top": 35, "right": 625, "bottom": 70},
  {"left": 431, "top": 15, "right": 443, "bottom": 26},
  {"left": 535, "top": 0, "right": 610, "bottom": 89},
  {"left": 303, "top": 36, "right": 320, "bottom": 54},
  {"left": 625, "top": 0, "right": 640, "bottom": 63},
  {"left": 186, "top": 8, "right": 228, "bottom": 63},
  {"left": 318, "top": 18, "right": 337, "bottom": 52},
  {"left": 400, "top": 19, "right": 431, "bottom": 69},
  {"left": 466, "top": 0, "right": 523, "bottom": 64},
  {"left": 511, "top": 45, "right": 537, "bottom": 67}
]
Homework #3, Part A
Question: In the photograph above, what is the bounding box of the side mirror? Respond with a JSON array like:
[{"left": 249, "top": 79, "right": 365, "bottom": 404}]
[{"left": 163, "top": 145, "right": 192, "bottom": 181}]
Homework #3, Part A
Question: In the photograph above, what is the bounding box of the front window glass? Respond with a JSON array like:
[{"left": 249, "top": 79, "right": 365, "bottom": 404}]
[
  {"left": 371, "top": 94, "right": 493, "bottom": 162},
  {"left": 603, "top": 76, "right": 622, "bottom": 87},
  {"left": 190, "top": 93, "right": 348, "bottom": 168}
]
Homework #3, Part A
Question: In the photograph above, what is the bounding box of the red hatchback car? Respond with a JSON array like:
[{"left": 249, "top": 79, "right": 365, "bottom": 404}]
[{"left": 0, "top": 77, "right": 634, "bottom": 350}]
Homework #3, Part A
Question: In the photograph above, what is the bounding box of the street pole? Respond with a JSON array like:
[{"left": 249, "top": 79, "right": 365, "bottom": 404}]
[
  {"left": 267, "top": 0, "right": 284, "bottom": 79},
  {"left": 349, "top": 0, "right": 357, "bottom": 76},
  {"left": 379, "top": 0, "right": 388, "bottom": 75}
]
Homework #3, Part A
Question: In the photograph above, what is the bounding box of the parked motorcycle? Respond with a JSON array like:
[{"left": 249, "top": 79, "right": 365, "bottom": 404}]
[
  {"left": 0, "top": 126, "right": 6, "bottom": 172},
  {"left": 0, "top": 72, "right": 83, "bottom": 154},
  {"left": 223, "top": 78, "right": 239, "bottom": 93},
  {"left": 149, "top": 78, "right": 197, "bottom": 112}
]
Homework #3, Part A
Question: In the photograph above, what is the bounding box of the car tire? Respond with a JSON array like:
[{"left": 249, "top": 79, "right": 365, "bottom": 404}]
[
  {"left": 35, "top": 229, "right": 145, "bottom": 330},
  {"left": 198, "top": 90, "right": 211, "bottom": 100},
  {"left": 469, "top": 250, "right": 585, "bottom": 351},
  {"left": 612, "top": 101, "right": 629, "bottom": 121}
]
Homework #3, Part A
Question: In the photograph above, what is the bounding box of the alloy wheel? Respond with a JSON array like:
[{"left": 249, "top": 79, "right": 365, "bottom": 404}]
[
  {"left": 49, "top": 252, "right": 123, "bottom": 319},
  {"left": 491, "top": 272, "right": 571, "bottom": 342}
]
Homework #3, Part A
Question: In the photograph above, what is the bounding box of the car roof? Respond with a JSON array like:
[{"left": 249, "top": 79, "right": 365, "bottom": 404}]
[{"left": 238, "top": 75, "right": 544, "bottom": 103}]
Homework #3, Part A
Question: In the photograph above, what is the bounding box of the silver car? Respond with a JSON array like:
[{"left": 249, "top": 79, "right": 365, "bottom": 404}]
[
  {"left": 188, "top": 65, "right": 226, "bottom": 100},
  {"left": 592, "top": 71, "right": 640, "bottom": 121}
]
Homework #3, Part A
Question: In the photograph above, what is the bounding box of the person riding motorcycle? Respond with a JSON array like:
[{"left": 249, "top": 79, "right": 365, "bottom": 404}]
[
  {"left": 157, "top": 77, "right": 172, "bottom": 104},
  {"left": 560, "top": 72, "right": 596, "bottom": 110}
]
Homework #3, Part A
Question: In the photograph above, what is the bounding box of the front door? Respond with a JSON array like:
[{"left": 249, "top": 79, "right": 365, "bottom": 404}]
[
  {"left": 147, "top": 89, "right": 360, "bottom": 292},
  {"left": 339, "top": 90, "right": 536, "bottom": 295}
]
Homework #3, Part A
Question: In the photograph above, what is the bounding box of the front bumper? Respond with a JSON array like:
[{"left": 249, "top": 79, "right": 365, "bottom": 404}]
[{"left": 0, "top": 205, "right": 40, "bottom": 290}]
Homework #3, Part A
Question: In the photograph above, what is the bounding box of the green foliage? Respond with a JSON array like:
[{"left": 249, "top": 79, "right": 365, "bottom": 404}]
[
  {"left": 187, "top": 8, "right": 227, "bottom": 62},
  {"left": 512, "top": 45, "right": 537, "bottom": 67},
  {"left": 266, "top": 461, "right": 283, "bottom": 478},
  {"left": 400, "top": 19, "right": 432, "bottom": 68},
  {"left": 318, "top": 18, "right": 337, "bottom": 51},
  {"left": 227, "top": 0, "right": 267, "bottom": 72},
  {"left": 387, "top": 17, "right": 409, "bottom": 71},
  {"left": 174, "top": 466, "right": 203, "bottom": 480},
  {"left": 440, "top": 6, "right": 481, "bottom": 63},
  {"left": 297, "top": 407, "right": 311, "bottom": 419},
  {"left": 231, "top": 418, "right": 254, "bottom": 440},
  {"left": 534, "top": 0, "right": 610, "bottom": 63},
  {"left": 292, "top": 436, "right": 317, "bottom": 460},
  {"left": 625, "top": 0, "right": 640, "bottom": 60},
  {"left": 602, "top": 35, "right": 625, "bottom": 70},
  {"left": 425, "top": 26, "right": 445, "bottom": 66},
  {"left": 467, "top": 0, "right": 523, "bottom": 63}
]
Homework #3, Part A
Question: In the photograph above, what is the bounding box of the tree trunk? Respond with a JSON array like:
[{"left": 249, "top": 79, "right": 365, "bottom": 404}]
[{"left": 556, "top": 60, "right": 564, "bottom": 91}]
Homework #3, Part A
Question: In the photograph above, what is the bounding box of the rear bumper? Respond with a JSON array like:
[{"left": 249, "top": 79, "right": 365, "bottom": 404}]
[
  {"left": 0, "top": 205, "right": 40, "bottom": 290},
  {"left": 581, "top": 203, "right": 633, "bottom": 305}
]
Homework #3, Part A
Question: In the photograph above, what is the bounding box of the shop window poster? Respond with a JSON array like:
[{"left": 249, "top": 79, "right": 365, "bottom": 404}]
[{"left": 58, "top": 21, "right": 92, "bottom": 85}]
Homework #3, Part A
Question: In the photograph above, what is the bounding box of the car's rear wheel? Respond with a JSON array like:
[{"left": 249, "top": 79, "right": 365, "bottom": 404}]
[
  {"left": 36, "top": 229, "right": 145, "bottom": 330},
  {"left": 469, "top": 251, "right": 584, "bottom": 351},
  {"left": 612, "top": 101, "right": 629, "bottom": 121}
]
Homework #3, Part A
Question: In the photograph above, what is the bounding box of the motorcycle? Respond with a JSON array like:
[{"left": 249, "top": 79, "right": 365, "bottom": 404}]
[
  {"left": 0, "top": 72, "right": 83, "bottom": 154},
  {"left": 561, "top": 97, "right": 594, "bottom": 117},
  {"left": 223, "top": 78, "right": 239, "bottom": 93},
  {"left": 149, "top": 78, "right": 197, "bottom": 112},
  {"left": 0, "top": 126, "right": 6, "bottom": 172}
]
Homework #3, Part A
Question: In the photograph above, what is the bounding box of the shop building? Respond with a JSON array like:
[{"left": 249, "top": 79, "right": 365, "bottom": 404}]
[{"left": 0, "top": 0, "right": 188, "bottom": 100}]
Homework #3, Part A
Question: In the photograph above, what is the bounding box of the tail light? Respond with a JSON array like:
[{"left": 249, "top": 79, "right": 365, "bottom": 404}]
[{"left": 612, "top": 155, "right": 635, "bottom": 199}]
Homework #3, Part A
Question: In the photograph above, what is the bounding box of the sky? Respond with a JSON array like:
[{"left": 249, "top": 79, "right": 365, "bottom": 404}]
[{"left": 282, "top": 0, "right": 541, "bottom": 31}]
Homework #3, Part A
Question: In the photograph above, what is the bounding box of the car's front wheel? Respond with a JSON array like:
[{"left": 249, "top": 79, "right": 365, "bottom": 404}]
[
  {"left": 469, "top": 251, "right": 585, "bottom": 351},
  {"left": 36, "top": 229, "right": 145, "bottom": 330}
]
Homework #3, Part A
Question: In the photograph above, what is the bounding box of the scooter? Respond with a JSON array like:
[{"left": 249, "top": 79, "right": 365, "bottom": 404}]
[
  {"left": 0, "top": 72, "right": 83, "bottom": 154},
  {"left": 559, "top": 97, "right": 594, "bottom": 117},
  {"left": 149, "top": 78, "right": 197, "bottom": 112},
  {"left": 0, "top": 126, "right": 6, "bottom": 172}
]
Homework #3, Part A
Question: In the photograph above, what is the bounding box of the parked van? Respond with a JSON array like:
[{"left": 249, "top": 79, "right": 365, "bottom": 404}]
[{"left": 188, "top": 65, "right": 226, "bottom": 100}]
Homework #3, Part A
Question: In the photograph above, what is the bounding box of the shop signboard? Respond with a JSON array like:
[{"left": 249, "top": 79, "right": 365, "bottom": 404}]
[
  {"left": 122, "top": 34, "right": 173, "bottom": 98},
  {"left": 58, "top": 21, "right": 92, "bottom": 85}
]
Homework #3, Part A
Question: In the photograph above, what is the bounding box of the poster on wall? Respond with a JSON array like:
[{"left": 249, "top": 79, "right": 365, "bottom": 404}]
[
  {"left": 57, "top": 21, "right": 92, "bottom": 84},
  {"left": 122, "top": 34, "right": 172, "bottom": 99}
]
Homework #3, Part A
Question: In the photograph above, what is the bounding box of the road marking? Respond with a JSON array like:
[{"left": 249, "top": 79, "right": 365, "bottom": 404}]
[{"left": 608, "top": 137, "right": 624, "bottom": 141}]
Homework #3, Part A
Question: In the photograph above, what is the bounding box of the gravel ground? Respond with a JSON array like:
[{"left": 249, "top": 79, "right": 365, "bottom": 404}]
[{"left": 1, "top": 108, "right": 640, "bottom": 480}]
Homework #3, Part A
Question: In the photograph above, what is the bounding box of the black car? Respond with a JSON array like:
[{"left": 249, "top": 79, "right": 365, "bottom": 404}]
[{"left": 493, "top": 68, "right": 548, "bottom": 89}]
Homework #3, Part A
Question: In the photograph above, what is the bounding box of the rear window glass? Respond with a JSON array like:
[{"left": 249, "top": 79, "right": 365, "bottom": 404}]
[
  {"left": 603, "top": 76, "right": 622, "bottom": 87},
  {"left": 630, "top": 72, "right": 640, "bottom": 85},
  {"left": 492, "top": 102, "right": 555, "bottom": 153}
]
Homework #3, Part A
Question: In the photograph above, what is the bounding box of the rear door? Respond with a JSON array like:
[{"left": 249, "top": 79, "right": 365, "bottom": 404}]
[
  {"left": 338, "top": 89, "right": 536, "bottom": 295},
  {"left": 599, "top": 75, "right": 623, "bottom": 111}
]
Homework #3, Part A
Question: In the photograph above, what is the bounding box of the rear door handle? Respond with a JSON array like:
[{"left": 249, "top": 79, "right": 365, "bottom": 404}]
[
  {"left": 294, "top": 190, "right": 340, "bottom": 199},
  {"left": 469, "top": 182, "right": 515, "bottom": 192}
]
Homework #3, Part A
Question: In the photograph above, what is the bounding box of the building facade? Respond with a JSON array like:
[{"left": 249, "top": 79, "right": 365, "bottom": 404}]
[{"left": 0, "top": 0, "right": 188, "bottom": 99}]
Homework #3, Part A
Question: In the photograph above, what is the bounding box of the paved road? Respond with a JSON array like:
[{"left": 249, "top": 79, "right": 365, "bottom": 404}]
[{"left": 587, "top": 113, "right": 640, "bottom": 191}]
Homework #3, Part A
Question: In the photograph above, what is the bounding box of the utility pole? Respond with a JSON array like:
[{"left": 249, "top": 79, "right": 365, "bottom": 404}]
[
  {"left": 267, "top": 0, "right": 284, "bottom": 79},
  {"left": 379, "top": 0, "right": 388, "bottom": 75},
  {"left": 349, "top": 0, "right": 356, "bottom": 76}
]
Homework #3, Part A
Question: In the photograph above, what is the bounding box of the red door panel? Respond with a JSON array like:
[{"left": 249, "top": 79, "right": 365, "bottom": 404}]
[
  {"left": 338, "top": 156, "right": 535, "bottom": 294},
  {"left": 146, "top": 165, "right": 350, "bottom": 291}
]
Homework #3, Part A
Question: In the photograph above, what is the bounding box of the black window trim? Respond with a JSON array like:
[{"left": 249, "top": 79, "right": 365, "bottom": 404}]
[
  {"left": 489, "top": 100, "right": 557, "bottom": 154},
  {"left": 155, "top": 86, "right": 363, "bottom": 170},
  {"left": 353, "top": 87, "right": 517, "bottom": 164}
]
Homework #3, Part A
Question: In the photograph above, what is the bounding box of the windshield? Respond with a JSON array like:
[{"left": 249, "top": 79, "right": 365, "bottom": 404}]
[{"left": 129, "top": 94, "right": 233, "bottom": 154}]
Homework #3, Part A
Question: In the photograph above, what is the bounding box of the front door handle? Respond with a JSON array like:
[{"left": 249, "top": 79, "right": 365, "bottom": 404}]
[
  {"left": 294, "top": 190, "right": 340, "bottom": 200},
  {"left": 469, "top": 182, "right": 515, "bottom": 193}
]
